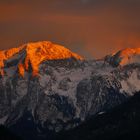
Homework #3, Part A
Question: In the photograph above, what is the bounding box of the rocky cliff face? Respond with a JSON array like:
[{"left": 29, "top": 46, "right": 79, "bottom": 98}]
[{"left": 0, "top": 41, "right": 140, "bottom": 139}]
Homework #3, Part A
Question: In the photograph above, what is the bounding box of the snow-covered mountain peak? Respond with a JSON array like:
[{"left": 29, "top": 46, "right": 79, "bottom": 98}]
[
  {"left": 105, "top": 47, "right": 140, "bottom": 66},
  {"left": 0, "top": 42, "right": 140, "bottom": 136},
  {"left": 0, "top": 41, "right": 84, "bottom": 76}
]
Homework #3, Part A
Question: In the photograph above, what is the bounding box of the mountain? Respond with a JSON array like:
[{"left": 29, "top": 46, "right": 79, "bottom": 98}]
[
  {"left": 0, "top": 41, "right": 83, "bottom": 76},
  {"left": 105, "top": 48, "right": 140, "bottom": 66},
  {"left": 0, "top": 41, "right": 140, "bottom": 140},
  {"left": 1, "top": 93, "right": 140, "bottom": 140},
  {"left": 56, "top": 92, "right": 140, "bottom": 140}
]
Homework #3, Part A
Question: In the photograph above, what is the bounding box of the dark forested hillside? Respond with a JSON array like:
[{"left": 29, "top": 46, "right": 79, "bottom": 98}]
[
  {"left": 0, "top": 125, "right": 21, "bottom": 140},
  {"left": 56, "top": 92, "right": 140, "bottom": 140}
]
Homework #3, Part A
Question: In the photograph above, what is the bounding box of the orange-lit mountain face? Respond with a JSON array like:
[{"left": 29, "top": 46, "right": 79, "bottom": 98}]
[
  {"left": 106, "top": 48, "right": 140, "bottom": 66},
  {"left": 116, "top": 48, "right": 140, "bottom": 66},
  {"left": 0, "top": 41, "right": 83, "bottom": 76},
  {"left": 1, "top": 41, "right": 140, "bottom": 77}
]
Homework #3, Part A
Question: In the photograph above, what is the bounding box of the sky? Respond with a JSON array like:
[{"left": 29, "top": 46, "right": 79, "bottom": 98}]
[{"left": 0, "top": 0, "right": 140, "bottom": 59}]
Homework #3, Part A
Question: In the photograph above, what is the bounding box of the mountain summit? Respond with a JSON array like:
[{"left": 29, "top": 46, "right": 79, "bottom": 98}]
[
  {"left": 0, "top": 41, "right": 140, "bottom": 140},
  {"left": 105, "top": 48, "right": 140, "bottom": 66},
  {"left": 0, "top": 41, "right": 83, "bottom": 76}
]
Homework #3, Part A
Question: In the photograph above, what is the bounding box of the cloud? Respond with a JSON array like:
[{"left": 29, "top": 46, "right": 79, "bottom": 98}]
[{"left": 0, "top": 0, "right": 140, "bottom": 58}]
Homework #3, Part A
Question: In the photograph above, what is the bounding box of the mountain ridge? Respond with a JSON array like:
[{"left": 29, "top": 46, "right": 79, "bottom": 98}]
[
  {"left": 1, "top": 41, "right": 140, "bottom": 77},
  {"left": 0, "top": 41, "right": 140, "bottom": 140},
  {"left": 0, "top": 41, "right": 83, "bottom": 77},
  {"left": 105, "top": 47, "right": 140, "bottom": 66}
]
